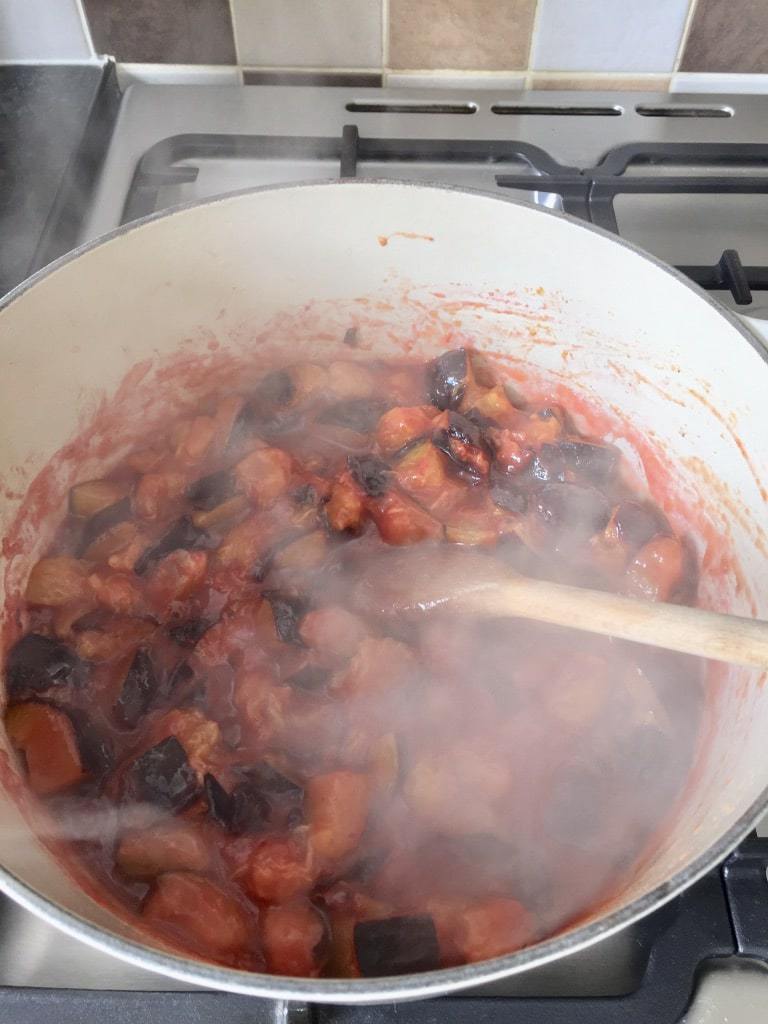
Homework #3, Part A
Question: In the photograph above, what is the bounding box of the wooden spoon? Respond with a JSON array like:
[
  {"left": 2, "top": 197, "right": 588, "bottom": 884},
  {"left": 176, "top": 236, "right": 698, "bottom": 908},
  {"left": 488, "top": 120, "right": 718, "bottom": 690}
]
[{"left": 353, "top": 547, "right": 768, "bottom": 671}]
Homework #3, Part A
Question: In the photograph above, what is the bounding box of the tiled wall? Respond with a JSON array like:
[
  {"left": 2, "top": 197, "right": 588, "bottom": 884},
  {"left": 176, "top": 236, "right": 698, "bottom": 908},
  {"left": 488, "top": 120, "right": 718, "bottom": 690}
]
[{"left": 3, "top": 0, "right": 768, "bottom": 89}]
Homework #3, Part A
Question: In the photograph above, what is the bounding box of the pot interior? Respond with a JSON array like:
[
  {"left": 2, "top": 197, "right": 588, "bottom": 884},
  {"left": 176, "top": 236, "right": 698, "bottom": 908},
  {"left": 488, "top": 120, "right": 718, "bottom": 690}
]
[{"left": 1, "top": 182, "right": 767, "bottom": 999}]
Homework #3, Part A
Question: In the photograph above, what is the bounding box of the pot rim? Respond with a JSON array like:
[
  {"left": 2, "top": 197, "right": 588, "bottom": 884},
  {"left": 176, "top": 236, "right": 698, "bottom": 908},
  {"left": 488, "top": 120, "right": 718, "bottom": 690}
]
[{"left": 1, "top": 178, "right": 766, "bottom": 1003}]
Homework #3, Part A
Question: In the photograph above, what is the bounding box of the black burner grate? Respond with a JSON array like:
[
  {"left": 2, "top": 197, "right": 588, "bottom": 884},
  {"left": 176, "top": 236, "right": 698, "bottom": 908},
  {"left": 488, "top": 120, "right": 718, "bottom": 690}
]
[
  {"left": 122, "top": 126, "right": 768, "bottom": 308},
  {"left": 496, "top": 141, "right": 768, "bottom": 305}
]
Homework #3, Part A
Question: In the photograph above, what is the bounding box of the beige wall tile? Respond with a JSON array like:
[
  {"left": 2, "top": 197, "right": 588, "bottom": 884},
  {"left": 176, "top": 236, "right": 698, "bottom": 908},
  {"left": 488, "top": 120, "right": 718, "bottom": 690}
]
[
  {"left": 233, "top": 0, "right": 382, "bottom": 69},
  {"left": 388, "top": 0, "right": 536, "bottom": 71},
  {"left": 681, "top": 0, "right": 768, "bottom": 73}
]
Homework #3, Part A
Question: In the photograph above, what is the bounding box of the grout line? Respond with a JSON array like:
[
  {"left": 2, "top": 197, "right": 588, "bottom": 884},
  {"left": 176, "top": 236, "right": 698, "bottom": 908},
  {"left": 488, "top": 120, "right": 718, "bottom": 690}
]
[
  {"left": 73, "top": 0, "right": 97, "bottom": 59},
  {"left": 380, "top": 68, "right": 529, "bottom": 77},
  {"left": 227, "top": 0, "right": 243, "bottom": 77},
  {"left": 0, "top": 57, "right": 104, "bottom": 66},
  {"left": 673, "top": 0, "right": 701, "bottom": 73},
  {"left": 525, "top": 0, "right": 544, "bottom": 74},
  {"left": 381, "top": 0, "right": 389, "bottom": 72},
  {"left": 529, "top": 71, "right": 671, "bottom": 80},
  {"left": 243, "top": 64, "right": 386, "bottom": 74}
]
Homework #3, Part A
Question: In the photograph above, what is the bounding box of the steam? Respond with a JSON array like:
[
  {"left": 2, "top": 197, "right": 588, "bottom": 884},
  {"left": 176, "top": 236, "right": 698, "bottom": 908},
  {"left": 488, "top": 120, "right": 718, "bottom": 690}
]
[{"left": 13, "top": 348, "right": 703, "bottom": 964}]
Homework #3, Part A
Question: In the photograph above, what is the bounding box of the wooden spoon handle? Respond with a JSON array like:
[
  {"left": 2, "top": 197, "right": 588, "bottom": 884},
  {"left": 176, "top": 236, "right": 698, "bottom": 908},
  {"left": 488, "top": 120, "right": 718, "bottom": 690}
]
[{"left": 454, "top": 577, "right": 768, "bottom": 670}]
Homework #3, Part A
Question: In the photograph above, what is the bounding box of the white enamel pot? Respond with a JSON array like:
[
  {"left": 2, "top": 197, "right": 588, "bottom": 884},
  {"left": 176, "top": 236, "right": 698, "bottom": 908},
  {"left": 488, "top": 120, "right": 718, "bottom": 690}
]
[{"left": 1, "top": 181, "right": 768, "bottom": 1003}]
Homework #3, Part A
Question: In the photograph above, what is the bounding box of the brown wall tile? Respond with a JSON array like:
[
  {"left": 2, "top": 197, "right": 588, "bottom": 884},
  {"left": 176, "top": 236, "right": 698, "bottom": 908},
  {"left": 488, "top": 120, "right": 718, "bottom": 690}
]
[
  {"left": 680, "top": 0, "right": 768, "bottom": 72},
  {"left": 388, "top": 0, "right": 536, "bottom": 71},
  {"left": 83, "top": 0, "right": 236, "bottom": 64}
]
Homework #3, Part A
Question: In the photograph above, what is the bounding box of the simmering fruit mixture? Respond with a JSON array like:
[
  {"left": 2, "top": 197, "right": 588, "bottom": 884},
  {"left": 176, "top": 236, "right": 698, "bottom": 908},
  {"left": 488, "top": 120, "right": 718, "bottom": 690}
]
[{"left": 2, "top": 346, "right": 701, "bottom": 977}]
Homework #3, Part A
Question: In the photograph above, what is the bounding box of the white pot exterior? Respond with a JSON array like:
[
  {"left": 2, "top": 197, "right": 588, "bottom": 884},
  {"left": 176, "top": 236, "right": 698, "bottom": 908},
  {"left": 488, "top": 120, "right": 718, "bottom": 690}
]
[{"left": 1, "top": 182, "right": 768, "bottom": 1002}]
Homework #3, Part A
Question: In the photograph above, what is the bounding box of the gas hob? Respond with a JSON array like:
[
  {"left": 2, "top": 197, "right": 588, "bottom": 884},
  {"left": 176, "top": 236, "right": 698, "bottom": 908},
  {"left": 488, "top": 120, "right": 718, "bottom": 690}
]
[{"left": 9, "top": 77, "right": 768, "bottom": 1023}]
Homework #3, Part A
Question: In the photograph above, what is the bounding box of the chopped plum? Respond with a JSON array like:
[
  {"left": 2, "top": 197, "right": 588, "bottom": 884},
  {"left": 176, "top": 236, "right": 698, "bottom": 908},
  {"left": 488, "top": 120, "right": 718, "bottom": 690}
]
[
  {"left": 142, "top": 873, "right": 250, "bottom": 956},
  {"left": 489, "top": 468, "right": 528, "bottom": 515},
  {"left": 271, "top": 532, "right": 329, "bottom": 574},
  {"left": 76, "top": 495, "right": 133, "bottom": 557},
  {"left": 70, "top": 481, "right": 130, "bottom": 520},
  {"left": 332, "top": 638, "right": 416, "bottom": 698},
  {"left": 290, "top": 362, "right": 330, "bottom": 403},
  {"left": 319, "top": 399, "right": 385, "bottom": 433},
  {"left": 550, "top": 439, "right": 619, "bottom": 486},
  {"left": 307, "top": 771, "right": 370, "bottom": 862},
  {"left": 394, "top": 441, "right": 446, "bottom": 501},
  {"left": 432, "top": 411, "right": 491, "bottom": 483},
  {"left": 88, "top": 570, "right": 143, "bottom": 615},
  {"left": 65, "top": 709, "right": 114, "bottom": 779},
  {"left": 114, "top": 649, "right": 159, "bottom": 728},
  {"left": 25, "top": 556, "right": 90, "bottom": 607},
  {"left": 84, "top": 521, "right": 144, "bottom": 568},
  {"left": 168, "top": 618, "right": 212, "bottom": 649},
  {"left": 191, "top": 495, "right": 249, "bottom": 531},
  {"left": 116, "top": 822, "right": 210, "bottom": 877},
  {"left": 427, "top": 349, "right": 468, "bottom": 411},
  {"left": 263, "top": 592, "right": 308, "bottom": 644},
  {"left": 166, "top": 659, "right": 195, "bottom": 696},
  {"left": 227, "top": 372, "right": 296, "bottom": 448},
  {"left": 6, "top": 633, "right": 85, "bottom": 697},
  {"left": 376, "top": 406, "right": 434, "bottom": 456},
  {"left": 235, "top": 447, "right": 292, "bottom": 507},
  {"left": 204, "top": 772, "right": 270, "bottom": 835},
  {"left": 407, "top": 731, "right": 514, "bottom": 835},
  {"left": 246, "top": 835, "right": 315, "bottom": 903},
  {"left": 186, "top": 469, "right": 236, "bottom": 510},
  {"left": 134, "top": 470, "right": 187, "bottom": 520},
  {"left": 543, "top": 652, "right": 613, "bottom": 730},
  {"left": 286, "top": 664, "right": 331, "bottom": 692},
  {"left": 133, "top": 516, "right": 208, "bottom": 576},
  {"left": 347, "top": 454, "right": 391, "bottom": 497},
  {"left": 328, "top": 361, "right": 376, "bottom": 399},
  {"left": 519, "top": 407, "right": 566, "bottom": 446},
  {"left": 247, "top": 762, "right": 304, "bottom": 799},
  {"left": 468, "top": 384, "right": 516, "bottom": 422},
  {"left": 370, "top": 490, "right": 443, "bottom": 546},
  {"left": 215, "top": 514, "right": 271, "bottom": 570},
  {"left": 624, "top": 535, "right": 684, "bottom": 602},
  {"left": 456, "top": 898, "right": 534, "bottom": 962},
  {"left": 612, "top": 500, "right": 671, "bottom": 550},
  {"left": 532, "top": 483, "right": 611, "bottom": 544},
  {"left": 158, "top": 708, "right": 221, "bottom": 776},
  {"left": 5, "top": 702, "right": 84, "bottom": 795},
  {"left": 244, "top": 369, "right": 295, "bottom": 421},
  {"left": 325, "top": 475, "right": 366, "bottom": 534},
  {"left": 125, "top": 736, "right": 198, "bottom": 812},
  {"left": 73, "top": 616, "right": 156, "bottom": 663},
  {"left": 444, "top": 508, "right": 499, "bottom": 546},
  {"left": 299, "top": 607, "right": 369, "bottom": 664},
  {"left": 262, "top": 900, "right": 328, "bottom": 977},
  {"left": 194, "top": 599, "right": 264, "bottom": 666},
  {"left": 354, "top": 915, "right": 440, "bottom": 977},
  {"left": 146, "top": 549, "right": 208, "bottom": 611},
  {"left": 487, "top": 428, "right": 532, "bottom": 475}
]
